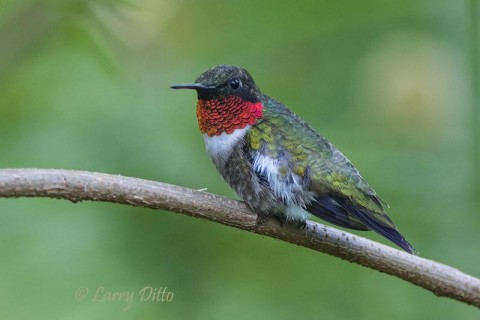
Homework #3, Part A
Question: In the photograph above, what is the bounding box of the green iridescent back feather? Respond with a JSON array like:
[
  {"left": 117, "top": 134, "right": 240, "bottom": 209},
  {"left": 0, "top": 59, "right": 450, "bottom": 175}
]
[{"left": 247, "top": 95, "right": 395, "bottom": 229}]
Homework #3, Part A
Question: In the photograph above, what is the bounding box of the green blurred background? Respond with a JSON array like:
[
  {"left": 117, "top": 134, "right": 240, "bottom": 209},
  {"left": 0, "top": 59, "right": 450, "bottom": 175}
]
[{"left": 0, "top": 0, "right": 479, "bottom": 319}]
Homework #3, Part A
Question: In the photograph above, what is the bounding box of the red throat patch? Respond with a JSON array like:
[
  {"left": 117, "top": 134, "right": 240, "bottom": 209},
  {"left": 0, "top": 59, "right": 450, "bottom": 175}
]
[{"left": 196, "top": 96, "right": 263, "bottom": 136}]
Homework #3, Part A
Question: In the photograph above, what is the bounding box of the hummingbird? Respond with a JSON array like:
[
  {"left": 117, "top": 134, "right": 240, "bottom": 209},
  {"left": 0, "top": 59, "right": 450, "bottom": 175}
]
[{"left": 171, "top": 65, "right": 415, "bottom": 254}]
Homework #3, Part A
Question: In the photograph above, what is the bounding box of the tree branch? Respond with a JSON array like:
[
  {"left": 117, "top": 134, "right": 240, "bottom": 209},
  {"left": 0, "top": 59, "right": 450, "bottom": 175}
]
[{"left": 0, "top": 168, "right": 479, "bottom": 307}]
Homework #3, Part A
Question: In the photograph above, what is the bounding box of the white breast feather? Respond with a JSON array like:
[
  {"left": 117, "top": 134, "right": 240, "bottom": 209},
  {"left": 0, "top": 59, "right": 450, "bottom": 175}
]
[
  {"left": 251, "top": 152, "right": 312, "bottom": 207},
  {"left": 203, "top": 126, "right": 251, "bottom": 164}
]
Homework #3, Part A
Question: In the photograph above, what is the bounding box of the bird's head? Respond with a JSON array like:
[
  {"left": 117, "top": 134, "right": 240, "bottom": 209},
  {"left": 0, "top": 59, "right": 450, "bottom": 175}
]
[{"left": 171, "top": 65, "right": 263, "bottom": 136}]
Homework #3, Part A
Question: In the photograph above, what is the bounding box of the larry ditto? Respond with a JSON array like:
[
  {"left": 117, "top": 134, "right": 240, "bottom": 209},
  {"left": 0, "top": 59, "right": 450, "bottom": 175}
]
[{"left": 75, "top": 285, "right": 175, "bottom": 311}]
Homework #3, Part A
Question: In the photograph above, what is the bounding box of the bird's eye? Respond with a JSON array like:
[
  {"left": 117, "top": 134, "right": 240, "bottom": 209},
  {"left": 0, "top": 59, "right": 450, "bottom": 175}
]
[{"left": 229, "top": 78, "right": 241, "bottom": 90}]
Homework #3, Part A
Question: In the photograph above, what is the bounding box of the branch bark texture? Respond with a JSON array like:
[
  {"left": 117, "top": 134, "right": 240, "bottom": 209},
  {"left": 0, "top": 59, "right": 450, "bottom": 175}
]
[{"left": 0, "top": 168, "right": 479, "bottom": 308}]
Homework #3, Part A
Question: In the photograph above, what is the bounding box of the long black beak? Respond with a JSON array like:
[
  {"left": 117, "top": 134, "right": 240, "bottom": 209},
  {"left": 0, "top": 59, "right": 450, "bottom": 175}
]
[{"left": 170, "top": 83, "right": 215, "bottom": 90}]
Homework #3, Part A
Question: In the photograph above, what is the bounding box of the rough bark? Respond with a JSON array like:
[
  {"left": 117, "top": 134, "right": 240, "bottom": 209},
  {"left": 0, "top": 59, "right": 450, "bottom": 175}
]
[{"left": 0, "top": 168, "right": 479, "bottom": 308}]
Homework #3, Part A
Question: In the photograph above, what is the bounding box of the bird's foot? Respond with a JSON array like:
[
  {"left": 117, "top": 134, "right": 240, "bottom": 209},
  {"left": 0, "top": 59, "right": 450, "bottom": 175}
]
[
  {"left": 256, "top": 214, "right": 307, "bottom": 229},
  {"left": 297, "top": 220, "right": 307, "bottom": 230},
  {"left": 270, "top": 215, "right": 307, "bottom": 229},
  {"left": 256, "top": 214, "right": 285, "bottom": 227},
  {"left": 272, "top": 214, "right": 286, "bottom": 227},
  {"left": 284, "top": 218, "right": 307, "bottom": 229},
  {"left": 255, "top": 214, "right": 269, "bottom": 225}
]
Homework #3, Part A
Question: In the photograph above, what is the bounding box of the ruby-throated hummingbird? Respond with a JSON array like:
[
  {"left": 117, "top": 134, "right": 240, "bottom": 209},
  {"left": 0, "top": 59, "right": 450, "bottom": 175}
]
[{"left": 171, "top": 65, "right": 415, "bottom": 254}]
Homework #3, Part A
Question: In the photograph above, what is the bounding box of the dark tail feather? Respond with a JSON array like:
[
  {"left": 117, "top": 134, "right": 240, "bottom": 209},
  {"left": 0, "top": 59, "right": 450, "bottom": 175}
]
[
  {"left": 307, "top": 197, "right": 415, "bottom": 254},
  {"left": 342, "top": 201, "right": 415, "bottom": 254},
  {"left": 306, "top": 197, "right": 368, "bottom": 231}
]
